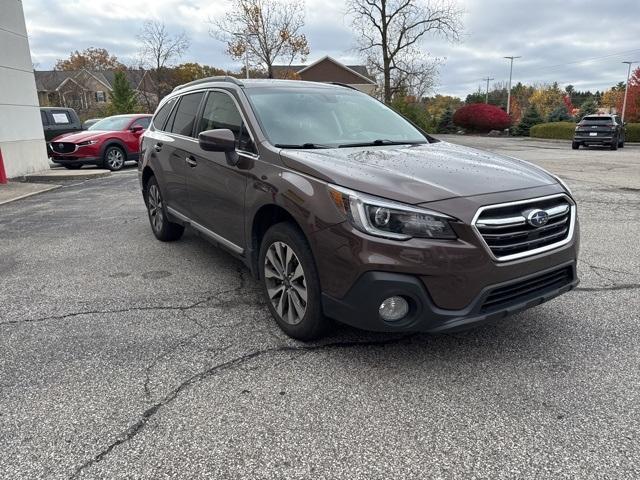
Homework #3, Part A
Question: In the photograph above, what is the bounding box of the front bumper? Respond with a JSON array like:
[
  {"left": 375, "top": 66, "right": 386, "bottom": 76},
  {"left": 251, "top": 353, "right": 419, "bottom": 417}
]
[
  {"left": 310, "top": 185, "right": 579, "bottom": 332},
  {"left": 322, "top": 261, "right": 579, "bottom": 332}
]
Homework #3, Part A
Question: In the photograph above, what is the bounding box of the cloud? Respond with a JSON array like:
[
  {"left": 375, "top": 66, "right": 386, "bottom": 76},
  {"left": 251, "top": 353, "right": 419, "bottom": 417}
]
[{"left": 24, "top": 0, "right": 640, "bottom": 97}]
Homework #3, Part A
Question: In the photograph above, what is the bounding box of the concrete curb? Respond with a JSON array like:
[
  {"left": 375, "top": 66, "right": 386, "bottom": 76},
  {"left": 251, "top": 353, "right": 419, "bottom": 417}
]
[
  {"left": 24, "top": 169, "right": 111, "bottom": 182},
  {"left": 0, "top": 183, "right": 62, "bottom": 206}
]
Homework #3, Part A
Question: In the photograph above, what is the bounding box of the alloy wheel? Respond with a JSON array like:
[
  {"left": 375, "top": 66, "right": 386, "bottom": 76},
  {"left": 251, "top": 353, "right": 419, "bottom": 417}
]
[
  {"left": 148, "top": 184, "right": 164, "bottom": 233},
  {"left": 106, "top": 148, "right": 124, "bottom": 170},
  {"left": 264, "top": 241, "right": 308, "bottom": 325}
]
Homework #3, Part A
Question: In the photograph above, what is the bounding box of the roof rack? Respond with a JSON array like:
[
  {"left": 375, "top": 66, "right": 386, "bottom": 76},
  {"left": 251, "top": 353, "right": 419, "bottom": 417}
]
[
  {"left": 172, "top": 76, "right": 244, "bottom": 92},
  {"left": 328, "top": 82, "right": 358, "bottom": 91}
]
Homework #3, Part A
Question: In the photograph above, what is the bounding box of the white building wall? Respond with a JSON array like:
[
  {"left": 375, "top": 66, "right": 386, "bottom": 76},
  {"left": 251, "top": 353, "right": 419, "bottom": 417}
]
[{"left": 0, "top": 0, "right": 49, "bottom": 178}]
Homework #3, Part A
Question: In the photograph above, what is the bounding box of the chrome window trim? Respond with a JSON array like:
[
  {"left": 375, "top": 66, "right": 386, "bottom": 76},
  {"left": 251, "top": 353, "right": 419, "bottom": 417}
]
[
  {"left": 471, "top": 193, "right": 576, "bottom": 262},
  {"left": 166, "top": 206, "right": 244, "bottom": 255}
]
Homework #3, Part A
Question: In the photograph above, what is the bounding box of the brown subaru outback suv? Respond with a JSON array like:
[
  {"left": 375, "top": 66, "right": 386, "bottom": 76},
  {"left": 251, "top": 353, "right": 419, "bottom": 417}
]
[{"left": 139, "top": 77, "right": 579, "bottom": 340}]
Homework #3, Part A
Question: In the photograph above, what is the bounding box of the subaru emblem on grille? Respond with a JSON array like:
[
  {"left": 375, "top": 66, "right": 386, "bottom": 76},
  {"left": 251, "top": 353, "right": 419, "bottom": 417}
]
[{"left": 527, "top": 209, "right": 549, "bottom": 228}]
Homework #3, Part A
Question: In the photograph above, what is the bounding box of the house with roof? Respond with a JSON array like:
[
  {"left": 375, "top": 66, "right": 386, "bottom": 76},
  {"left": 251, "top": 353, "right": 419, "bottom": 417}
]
[
  {"left": 271, "top": 56, "right": 377, "bottom": 95},
  {"left": 34, "top": 69, "right": 155, "bottom": 113}
]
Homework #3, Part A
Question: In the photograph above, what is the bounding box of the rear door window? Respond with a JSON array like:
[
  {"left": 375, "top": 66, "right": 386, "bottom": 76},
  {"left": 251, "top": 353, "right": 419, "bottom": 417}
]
[
  {"left": 197, "top": 91, "right": 254, "bottom": 152},
  {"left": 169, "top": 92, "right": 204, "bottom": 137}
]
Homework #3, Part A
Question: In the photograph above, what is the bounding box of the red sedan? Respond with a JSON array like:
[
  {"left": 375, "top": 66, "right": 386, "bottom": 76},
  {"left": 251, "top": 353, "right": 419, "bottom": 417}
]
[{"left": 49, "top": 114, "right": 152, "bottom": 171}]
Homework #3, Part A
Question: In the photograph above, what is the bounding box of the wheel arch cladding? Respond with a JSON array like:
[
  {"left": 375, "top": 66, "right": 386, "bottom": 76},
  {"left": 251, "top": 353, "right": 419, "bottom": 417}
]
[
  {"left": 101, "top": 140, "right": 128, "bottom": 159},
  {"left": 251, "top": 204, "right": 305, "bottom": 278}
]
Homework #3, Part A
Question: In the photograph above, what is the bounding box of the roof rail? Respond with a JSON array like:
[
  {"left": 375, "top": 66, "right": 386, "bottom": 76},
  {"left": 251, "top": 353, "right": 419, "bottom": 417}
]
[
  {"left": 328, "top": 82, "right": 358, "bottom": 91},
  {"left": 172, "top": 76, "right": 244, "bottom": 92}
]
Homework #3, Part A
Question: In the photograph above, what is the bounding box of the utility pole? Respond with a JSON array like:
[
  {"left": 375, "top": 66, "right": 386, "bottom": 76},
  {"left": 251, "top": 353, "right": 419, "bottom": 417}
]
[
  {"left": 504, "top": 56, "right": 521, "bottom": 115},
  {"left": 482, "top": 77, "right": 494, "bottom": 104},
  {"left": 621, "top": 61, "right": 637, "bottom": 122}
]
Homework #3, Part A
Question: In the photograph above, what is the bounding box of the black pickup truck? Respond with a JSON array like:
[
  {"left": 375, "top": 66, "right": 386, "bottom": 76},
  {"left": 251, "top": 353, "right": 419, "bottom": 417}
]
[{"left": 40, "top": 107, "right": 82, "bottom": 141}]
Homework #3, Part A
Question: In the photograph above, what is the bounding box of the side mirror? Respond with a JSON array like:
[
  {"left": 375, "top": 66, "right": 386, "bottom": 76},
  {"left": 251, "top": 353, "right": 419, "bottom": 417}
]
[
  {"left": 198, "top": 129, "right": 236, "bottom": 152},
  {"left": 198, "top": 129, "right": 239, "bottom": 166},
  {"left": 130, "top": 125, "right": 144, "bottom": 134}
]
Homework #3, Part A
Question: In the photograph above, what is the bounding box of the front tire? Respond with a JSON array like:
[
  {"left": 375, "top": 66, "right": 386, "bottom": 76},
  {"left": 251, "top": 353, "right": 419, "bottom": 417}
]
[
  {"left": 145, "top": 176, "right": 184, "bottom": 242},
  {"left": 610, "top": 140, "right": 618, "bottom": 150},
  {"left": 103, "top": 145, "right": 126, "bottom": 171},
  {"left": 259, "top": 222, "right": 327, "bottom": 341}
]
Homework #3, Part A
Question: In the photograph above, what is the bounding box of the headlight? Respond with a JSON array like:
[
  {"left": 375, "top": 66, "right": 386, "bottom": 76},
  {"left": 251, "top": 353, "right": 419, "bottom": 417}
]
[
  {"left": 328, "top": 184, "right": 457, "bottom": 240},
  {"left": 552, "top": 174, "right": 572, "bottom": 196},
  {"left": 77, "top": 140, "right": 98, "bottom": 146}
]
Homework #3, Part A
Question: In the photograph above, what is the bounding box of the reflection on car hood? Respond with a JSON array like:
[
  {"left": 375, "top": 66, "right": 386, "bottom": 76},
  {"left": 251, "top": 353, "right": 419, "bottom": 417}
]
[
  {"left": 50, "top": 130, "right": 116, "bottom": 143},
  {"left": 280, "top": 141, "right": 557, "bottom": 205}
]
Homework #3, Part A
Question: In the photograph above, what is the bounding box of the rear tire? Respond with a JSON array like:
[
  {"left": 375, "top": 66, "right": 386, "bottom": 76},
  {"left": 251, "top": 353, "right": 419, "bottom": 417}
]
[
  {"left": 259, "top": 222, "right": 328, "bottom": 341},
  {"left": 571, "top": 141, "right": 579, "bottom": 150},
  {"left": 145, "top": 176, "right": 184, "bottom": 242},
  {"left": 610, "top": 140, "right": 618, "bottom": 151}
]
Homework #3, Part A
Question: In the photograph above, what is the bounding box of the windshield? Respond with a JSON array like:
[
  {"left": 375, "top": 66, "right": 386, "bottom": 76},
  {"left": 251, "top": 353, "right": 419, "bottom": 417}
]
[
  {"left": 88, "top": 116, "right": 134, "bottom": 131},
  {"left": 245, "top": 87, "right": 427, "bottom": 148}
]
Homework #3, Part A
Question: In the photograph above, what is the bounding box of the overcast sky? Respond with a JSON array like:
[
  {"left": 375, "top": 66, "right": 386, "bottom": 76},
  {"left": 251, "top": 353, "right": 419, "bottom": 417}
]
[{"left": 23, "top": 0, "right": 640, "bottom": 98}]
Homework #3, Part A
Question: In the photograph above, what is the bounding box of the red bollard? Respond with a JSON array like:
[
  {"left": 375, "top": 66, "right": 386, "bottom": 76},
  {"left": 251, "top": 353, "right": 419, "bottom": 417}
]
[{"left": 0, "top": 148, "right": 7, "bottom": 184}]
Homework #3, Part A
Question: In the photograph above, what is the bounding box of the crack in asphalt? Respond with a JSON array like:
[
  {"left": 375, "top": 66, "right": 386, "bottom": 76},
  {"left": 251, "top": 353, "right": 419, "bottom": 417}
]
[
  {"left": 141, "top": 266, "right": 259, "bottom": 400},
  {"left": 577, "top": 260, "right": 640, "bottom": 292},
  {"left": 0, "top": 270, "right": 256, "bottom": 327},
  {"left": 69, "top": 334, "right": 416, "bottom": 479},
  {"left": 575, "top": 284, "right": 640, "bottom": 292}
]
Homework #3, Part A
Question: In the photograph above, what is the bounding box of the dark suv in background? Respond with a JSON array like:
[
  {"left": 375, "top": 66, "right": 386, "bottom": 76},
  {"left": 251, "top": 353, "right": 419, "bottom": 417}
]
[
  {"left": 573, "top": 114, "right": 625, "bottom": 150},
  {"left": 139, "top": 77, "right": 579, "bottom": 340}
]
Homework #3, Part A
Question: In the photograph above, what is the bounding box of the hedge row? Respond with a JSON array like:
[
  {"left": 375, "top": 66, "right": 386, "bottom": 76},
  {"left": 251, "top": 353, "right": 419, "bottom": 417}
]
[
  {"left": 529, "top": 122, "right": 577, "bottom": 140},
  {"left": 626, "top": 123, "right": 640, "bottom": 142},
  {"left": 530, "top": 121, "right": 640, "bottom": 142}
]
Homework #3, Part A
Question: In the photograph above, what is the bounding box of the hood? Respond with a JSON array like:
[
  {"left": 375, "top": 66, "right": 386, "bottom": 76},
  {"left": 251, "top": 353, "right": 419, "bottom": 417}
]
[
  {"left": 50, "top": 130, "right": 115, "bottom": 143},
  {"left": 280, "top": 141, "right": 557, "bottom": 205}
]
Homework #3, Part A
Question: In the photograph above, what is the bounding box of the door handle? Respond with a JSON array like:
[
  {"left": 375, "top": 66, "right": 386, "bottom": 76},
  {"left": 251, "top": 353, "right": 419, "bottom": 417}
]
[
  {"left": 185, "top": 155, "right": 198, "bottom": 168},
  {"left": 154, "top": 142, "right": 163, "bottom": 152}
]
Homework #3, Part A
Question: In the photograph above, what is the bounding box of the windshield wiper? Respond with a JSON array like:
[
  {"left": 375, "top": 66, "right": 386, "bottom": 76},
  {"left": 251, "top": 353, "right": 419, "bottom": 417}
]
[
  {"left": 338, "top": 139, "right": 427, "bottom": 148},
  {"left": 274, "top": 143, "right": 333, "bottom": 149}
]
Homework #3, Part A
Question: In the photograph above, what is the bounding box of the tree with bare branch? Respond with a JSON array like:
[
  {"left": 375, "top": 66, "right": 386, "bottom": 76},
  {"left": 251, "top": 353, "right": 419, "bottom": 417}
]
[
  {"left": 210, "top": 0, "right": 310, "bottom": 78},
  {"left": 137, "top": 20, "right": 190, "bottom": 107},
  {"left": 348, "top": 0, "right": 462, "bottom": 102}
]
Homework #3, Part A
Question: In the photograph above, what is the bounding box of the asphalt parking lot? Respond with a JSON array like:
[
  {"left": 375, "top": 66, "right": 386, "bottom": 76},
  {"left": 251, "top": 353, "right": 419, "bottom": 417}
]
[{"left": 1, "top": 136, "right": 639, "bottom": 479}]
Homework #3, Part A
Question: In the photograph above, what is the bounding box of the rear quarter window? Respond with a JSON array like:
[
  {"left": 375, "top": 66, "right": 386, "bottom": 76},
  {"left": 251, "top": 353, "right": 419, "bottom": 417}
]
[
  {"left": 169, "top": 92, "right": 204, "bottom": 137},
  {"left": 152, "top": 98, "right": 177, "bottom": 131}
]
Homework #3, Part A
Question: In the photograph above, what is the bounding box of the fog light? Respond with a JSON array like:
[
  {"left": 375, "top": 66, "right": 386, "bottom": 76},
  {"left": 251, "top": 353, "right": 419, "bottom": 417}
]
[{"left": 379, "top": 296, "right": 409, "bottom": 322}]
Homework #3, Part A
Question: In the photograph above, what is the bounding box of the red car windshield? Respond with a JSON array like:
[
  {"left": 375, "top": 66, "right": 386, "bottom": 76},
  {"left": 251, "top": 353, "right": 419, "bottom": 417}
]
[{"left": 88, "top": 116, "right": 134, "bottom": 131}]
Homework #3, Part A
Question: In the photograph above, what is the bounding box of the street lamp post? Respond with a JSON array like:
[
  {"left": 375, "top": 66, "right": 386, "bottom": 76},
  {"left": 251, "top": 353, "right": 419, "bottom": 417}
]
[
  {"left": 621, "top": 61, "right": 637, "bottom": 123},
  {"left": 504, "top": 56, "right": 521, "bottom": 115}
]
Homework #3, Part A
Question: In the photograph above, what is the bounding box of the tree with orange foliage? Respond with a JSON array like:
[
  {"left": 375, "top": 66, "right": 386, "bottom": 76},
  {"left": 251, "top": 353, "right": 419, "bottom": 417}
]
[
  {"left": 55, "top": 47, "right": 124, "bottom": 71},
  {"left": 211, "top": 0, "right": 310, "bottom": 79}
]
